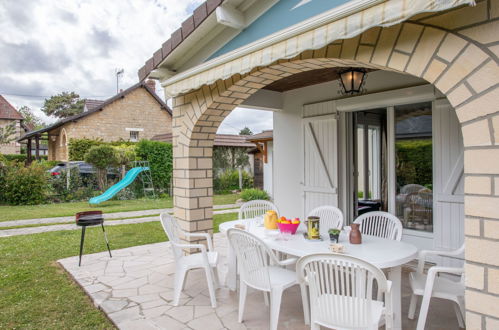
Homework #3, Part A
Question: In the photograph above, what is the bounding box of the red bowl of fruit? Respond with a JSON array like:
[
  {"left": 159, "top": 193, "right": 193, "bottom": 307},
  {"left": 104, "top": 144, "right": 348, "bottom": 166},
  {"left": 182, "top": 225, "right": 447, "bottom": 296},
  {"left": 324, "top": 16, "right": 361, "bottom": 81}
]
[{"left": 277, "top": 217, "right": 300, "bottom": 235}]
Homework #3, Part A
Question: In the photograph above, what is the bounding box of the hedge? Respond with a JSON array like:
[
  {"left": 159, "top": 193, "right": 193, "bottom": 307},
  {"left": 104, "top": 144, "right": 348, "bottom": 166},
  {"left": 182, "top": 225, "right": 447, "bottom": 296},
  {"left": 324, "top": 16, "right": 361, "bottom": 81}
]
[
  {"left": 214, "top": 169, "right": 253, "bottom": 193},
  {"left": 395, "top": 139, "right": 432, "bottom": 188},
  {"left": 135, "top": 140, "right": 173, "bottom": 193},
  {"left": 3, "top": 154, "right": 48, "bottom": 162},
  {"left": 69, "top": 138, "right": 137, "bottom": 160}
]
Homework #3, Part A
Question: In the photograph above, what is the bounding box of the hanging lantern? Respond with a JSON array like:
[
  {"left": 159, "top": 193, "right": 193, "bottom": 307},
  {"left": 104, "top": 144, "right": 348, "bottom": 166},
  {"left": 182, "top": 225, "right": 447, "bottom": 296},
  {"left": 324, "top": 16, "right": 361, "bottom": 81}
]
[{"left": 338, "top": 68, "right": 367, "bottom": 94}]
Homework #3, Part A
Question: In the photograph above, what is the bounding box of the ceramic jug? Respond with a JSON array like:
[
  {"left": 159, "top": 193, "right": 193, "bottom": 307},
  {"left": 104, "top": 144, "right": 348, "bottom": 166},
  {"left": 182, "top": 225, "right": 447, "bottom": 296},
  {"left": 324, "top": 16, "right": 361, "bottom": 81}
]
[{"left": 349, "top": 223, "right": 362, "bottom": 244}]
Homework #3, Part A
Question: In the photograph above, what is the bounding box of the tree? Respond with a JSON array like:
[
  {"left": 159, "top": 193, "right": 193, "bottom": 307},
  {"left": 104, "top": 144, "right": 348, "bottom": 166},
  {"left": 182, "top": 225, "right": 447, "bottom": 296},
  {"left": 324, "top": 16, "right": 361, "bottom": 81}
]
[
  {"left": 213, "top": 146, "right": 249, "bottom": 171},
  {"left": 41, "top": 92, "right": 85, "bottom": 119},
  {"left": 18, "top": 106, "right": 45, "bottom": 129},
  {"left": 84, "top": 145, "right": 118, "bottom": 190},
  {"left": 0, "top": 122, "right": 16, "bottom": 144},
  {"left": 239, "top": 127, "right": 253, "bottom": 135}
]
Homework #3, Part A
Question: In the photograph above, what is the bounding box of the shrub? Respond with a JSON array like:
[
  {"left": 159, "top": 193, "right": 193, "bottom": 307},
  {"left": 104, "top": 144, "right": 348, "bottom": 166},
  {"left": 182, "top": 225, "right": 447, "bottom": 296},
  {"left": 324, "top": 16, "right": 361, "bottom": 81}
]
[
  {"left": 214, "top": 169, "right": 253, "bottom": 193},
  {"left": 84, "top": 145, "right": 118, "bottom": 190},
  {"left": 240, "top": 188, "right": 269, "bottom": 201},
  {"left": 49, "top": 167, "right": 96, "bottom": 202},
  {"left": 2, "top": 154, "right": 47, "bottom": 163},
  {"left": 3, "top": 162, "right": 49, "bottom": 205},
  {"left": 135, "top": 140, "right": 172, "bottom": 193},
  {"left": 68, "top": 138, "right": 103, "bottom": 160},
  {"left": 113, "top": 144, "right": 137, "bottom": 178}
]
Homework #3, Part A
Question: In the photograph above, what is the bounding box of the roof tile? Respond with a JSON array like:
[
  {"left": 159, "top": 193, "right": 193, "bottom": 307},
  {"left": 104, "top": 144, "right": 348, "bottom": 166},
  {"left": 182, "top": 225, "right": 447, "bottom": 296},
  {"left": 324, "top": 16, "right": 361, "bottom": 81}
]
[
  {"left": 0, "top": 95, "right": 23, "bottom": 120},
  {"left": 193, "top": 3, "right": 208, "bottom": 27},
  {"left": 207, "top": 0, "right": 222, "bottom": 13},
  {"left": 153, "top": 48, "right": 163, "bottom": 66},
  {"left": 171, "top": 28, "right": 183, "bottom": 49},
  {"left": 181, "top": 16, "right": 195, "bottom": 38}
]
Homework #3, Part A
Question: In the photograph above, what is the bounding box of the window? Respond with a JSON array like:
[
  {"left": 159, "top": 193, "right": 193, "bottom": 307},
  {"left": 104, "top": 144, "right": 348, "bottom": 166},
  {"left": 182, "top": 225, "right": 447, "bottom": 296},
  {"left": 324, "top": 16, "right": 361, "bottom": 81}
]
[
  {"left": 394, "top": 102, "right": 433, "bottom": 232},
  {"left": 130, "top": 131, "right": 139, "bottom": 142}
]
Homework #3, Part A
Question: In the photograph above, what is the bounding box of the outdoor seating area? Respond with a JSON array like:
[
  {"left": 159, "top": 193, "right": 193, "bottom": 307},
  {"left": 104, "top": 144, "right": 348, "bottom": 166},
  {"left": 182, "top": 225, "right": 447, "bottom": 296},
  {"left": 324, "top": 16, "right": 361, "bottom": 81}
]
[
  {"left": 59, "top": 201, "right": 465, "bottom": 329},
  {"left": 58, "top": 232, "right": 462, "bottom": 330}
]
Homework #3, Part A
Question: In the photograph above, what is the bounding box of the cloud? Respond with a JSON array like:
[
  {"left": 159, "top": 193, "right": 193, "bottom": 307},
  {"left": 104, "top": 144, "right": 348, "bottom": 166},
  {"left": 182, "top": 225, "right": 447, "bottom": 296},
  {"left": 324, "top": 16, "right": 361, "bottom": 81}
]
[
  {"left": 0, "top": 0, "right": 273, "bottom": 134},
  {"left": 218, "top": 108, "right": 274, "bottom": 135}
]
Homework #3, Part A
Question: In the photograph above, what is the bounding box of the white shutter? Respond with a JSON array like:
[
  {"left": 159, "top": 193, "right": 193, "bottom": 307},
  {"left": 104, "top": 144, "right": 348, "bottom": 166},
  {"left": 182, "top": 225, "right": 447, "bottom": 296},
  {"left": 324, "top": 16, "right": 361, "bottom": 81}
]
[
  {"left": 303, "top": 101, "right": 339, "bottom": 216},
  {"left": 433, "top": 98, "right": 464, "bottom": 266}
]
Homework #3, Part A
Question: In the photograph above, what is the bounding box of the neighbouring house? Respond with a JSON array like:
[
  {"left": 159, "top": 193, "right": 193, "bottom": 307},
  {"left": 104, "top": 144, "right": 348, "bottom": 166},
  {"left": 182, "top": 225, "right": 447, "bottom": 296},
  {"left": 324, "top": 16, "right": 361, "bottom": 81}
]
[
  {"left": 247, "top": 130, "right": 273, "bottom": 195},
  {"left": 138, "top": 0, "right": 499, "bottom": 327},
  {"left": 0, "top": 95, "right": 32, "bottom": 155},
  {"left": 18, "top": 80, "right": 172, "bottom": 161},
  {"left": 152, "top": 132, "right": 256, "bottom": 175}
]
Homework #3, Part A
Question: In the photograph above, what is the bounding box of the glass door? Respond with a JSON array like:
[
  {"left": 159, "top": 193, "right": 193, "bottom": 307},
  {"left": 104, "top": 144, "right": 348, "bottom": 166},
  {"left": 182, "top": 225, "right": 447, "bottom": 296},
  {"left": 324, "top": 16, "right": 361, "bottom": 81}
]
[{"left": 353, "top": 110, "right": 386, "bottom": 217}]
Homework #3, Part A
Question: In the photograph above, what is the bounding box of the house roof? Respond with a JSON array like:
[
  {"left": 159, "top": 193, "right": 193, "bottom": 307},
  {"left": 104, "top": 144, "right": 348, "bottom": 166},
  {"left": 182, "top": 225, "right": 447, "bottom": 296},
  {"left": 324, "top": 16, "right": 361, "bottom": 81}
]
[
  {"left": 138, "top": 0, "right": 225, "bottom": 81},
  {"left": 85, "top": 99, "right": 105, "bottom": 111},
  {"left": 152, "top": 132, "right": 255, "bottom": 148},
  {"left": 18, "top": 82, "right": 171, "bottom": 141},
  {"left": 0, "top": 95, "right": 24, "bottom": 120},
  {"left": 247, "top": 130, "right": 273, "bottom": 142}
]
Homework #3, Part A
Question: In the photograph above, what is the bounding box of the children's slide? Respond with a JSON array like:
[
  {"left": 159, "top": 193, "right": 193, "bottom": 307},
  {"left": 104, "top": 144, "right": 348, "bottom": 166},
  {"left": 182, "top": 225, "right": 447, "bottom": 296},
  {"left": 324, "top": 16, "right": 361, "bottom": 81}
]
[{"left": 89, "top": 167, "right": 149, "bottom": 205}]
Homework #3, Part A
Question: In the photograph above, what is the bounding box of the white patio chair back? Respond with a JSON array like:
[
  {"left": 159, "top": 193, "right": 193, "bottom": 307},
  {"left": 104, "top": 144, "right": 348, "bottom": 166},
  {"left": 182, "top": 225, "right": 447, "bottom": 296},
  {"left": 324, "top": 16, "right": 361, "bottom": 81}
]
[
  {"left": 227, "top": 228, "right": 274, "bottom": 291},
  {"left": 297, "top": 253, "right": 392, "bottom": 329},
  {"left": 307, "top": 205, "right": 344, "bottom": 236},
  {"left": 160, "top": 213, "right": 184, "bottom": 260},
  {"left": 354, "top": 211, "right": 403, "bottom": 241},
  {"left": 238, "top": 200, "right": 279, "bottom": 220},
  {"left": 409, "top": 244, "right": 465, "bottom": 330},
  {"left": 160, "top": 213, "right": 220, "bottom": 308}
]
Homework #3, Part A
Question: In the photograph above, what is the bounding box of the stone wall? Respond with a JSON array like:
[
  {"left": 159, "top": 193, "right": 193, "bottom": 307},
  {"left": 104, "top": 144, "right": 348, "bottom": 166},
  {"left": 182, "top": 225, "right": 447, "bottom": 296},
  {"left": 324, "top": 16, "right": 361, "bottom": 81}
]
[
  {"left": 171, "top": 1, "right": 499, "bottom": 327},
  {"left": 48, "top": 87, "right": 172, "bottom": 161},
  {"left": 0, "top": 119, "right": 22, "bottom": 154}
]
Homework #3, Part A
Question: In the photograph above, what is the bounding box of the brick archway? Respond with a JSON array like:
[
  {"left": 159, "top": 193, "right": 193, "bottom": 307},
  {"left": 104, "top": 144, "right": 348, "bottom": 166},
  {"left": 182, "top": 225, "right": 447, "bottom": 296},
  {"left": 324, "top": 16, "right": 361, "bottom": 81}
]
[{"left": 172, "top": 21, "right": 498, "bottom": 325}]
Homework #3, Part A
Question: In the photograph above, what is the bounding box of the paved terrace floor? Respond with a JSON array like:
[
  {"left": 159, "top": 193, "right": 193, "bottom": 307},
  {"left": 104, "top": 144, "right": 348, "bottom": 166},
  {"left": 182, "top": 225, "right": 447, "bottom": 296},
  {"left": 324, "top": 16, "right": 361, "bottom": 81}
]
[{"left": 58, "top": 234, "right": 461, "bottom": 330}]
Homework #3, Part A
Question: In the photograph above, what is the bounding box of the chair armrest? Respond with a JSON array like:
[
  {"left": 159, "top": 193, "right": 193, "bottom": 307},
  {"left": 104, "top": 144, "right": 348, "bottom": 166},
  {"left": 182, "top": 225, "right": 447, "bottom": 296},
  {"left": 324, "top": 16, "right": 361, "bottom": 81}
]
[
  {"left": 170, "top": 241, "right": 207, "bottom": 254},
  {"left": 416, "top": 245, "right": 464, "bottom": 273},
  {"left": 183, "top": 232, "right": 214, "bottom": 251},
  {"left": 429, "top": 266, "right": 464, "bottom": 277},
  {"left": 278, "top": 257, "right": 298, "bottom": 267}
]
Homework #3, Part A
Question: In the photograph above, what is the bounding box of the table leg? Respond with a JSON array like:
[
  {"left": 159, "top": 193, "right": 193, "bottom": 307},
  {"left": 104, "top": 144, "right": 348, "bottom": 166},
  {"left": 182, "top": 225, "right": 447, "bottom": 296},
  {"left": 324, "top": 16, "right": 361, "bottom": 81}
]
[
  {"left": 227, "top": 242, "right": 237, "bottom": 291},
  {"left": 388, "top": 266, "right": 402, "bottom": 330}
]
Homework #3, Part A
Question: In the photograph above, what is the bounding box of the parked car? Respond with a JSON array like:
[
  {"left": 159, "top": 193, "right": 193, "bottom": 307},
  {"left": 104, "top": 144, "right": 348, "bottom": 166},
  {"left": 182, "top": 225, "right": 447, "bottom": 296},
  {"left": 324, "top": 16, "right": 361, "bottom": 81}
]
[{"left": 49, "top": 161, "right": 118, "bottom": 178}]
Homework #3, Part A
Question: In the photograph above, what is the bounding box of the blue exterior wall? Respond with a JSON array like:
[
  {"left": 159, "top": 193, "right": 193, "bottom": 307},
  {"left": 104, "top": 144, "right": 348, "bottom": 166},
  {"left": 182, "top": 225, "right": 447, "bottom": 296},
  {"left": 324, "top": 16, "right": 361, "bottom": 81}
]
[{"left": 208, "top": 0, "right": 351, "bottom": 60}]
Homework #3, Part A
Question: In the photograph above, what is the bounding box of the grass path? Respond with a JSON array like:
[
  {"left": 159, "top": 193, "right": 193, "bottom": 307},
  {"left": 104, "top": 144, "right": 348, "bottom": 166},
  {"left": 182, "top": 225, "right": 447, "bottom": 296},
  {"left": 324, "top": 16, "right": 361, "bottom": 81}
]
[
  {"left": 0, "top": 213, "right": 237, "bottom": 329},
  {"left": 0, "top": 194, "right": 240, "bottom": 222}
]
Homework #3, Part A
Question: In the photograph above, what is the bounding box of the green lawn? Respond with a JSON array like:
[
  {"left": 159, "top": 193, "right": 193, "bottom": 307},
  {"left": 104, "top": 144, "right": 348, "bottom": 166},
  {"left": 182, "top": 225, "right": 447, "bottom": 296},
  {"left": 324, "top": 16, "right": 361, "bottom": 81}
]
[
  {"left": 0, "top": 193, "right": 240, "bottom": 222},
  {"left": 0, "top": 213, "right": 237, "bottom": 329}
]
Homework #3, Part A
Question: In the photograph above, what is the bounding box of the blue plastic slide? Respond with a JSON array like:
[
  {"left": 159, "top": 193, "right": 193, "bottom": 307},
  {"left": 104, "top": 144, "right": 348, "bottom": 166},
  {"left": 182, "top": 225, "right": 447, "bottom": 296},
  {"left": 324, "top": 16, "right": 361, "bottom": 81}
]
[{"left": 89, "top": 167, "right": 149, "bottom": 205}]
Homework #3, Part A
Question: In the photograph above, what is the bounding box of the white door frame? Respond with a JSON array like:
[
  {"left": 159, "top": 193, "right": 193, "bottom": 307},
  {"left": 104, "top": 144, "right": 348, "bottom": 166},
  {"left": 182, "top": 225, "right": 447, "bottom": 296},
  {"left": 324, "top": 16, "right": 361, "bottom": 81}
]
[{"left": 336, "top": 84, "right": 438, "bottom": 247}]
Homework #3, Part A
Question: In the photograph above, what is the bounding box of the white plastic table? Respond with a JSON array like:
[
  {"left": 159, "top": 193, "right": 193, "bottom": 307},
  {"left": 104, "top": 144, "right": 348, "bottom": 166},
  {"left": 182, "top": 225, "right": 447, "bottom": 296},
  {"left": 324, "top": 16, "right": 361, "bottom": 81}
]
[{"left": 219, "top": 219, "right": 418, "bottom": 330}]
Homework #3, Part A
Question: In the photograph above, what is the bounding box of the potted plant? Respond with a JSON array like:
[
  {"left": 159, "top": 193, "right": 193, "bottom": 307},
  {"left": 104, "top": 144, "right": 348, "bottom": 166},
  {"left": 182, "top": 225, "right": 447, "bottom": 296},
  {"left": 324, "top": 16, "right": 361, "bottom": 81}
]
[{"left": 328, "top": 228, "right": 341, "bottom": 243}]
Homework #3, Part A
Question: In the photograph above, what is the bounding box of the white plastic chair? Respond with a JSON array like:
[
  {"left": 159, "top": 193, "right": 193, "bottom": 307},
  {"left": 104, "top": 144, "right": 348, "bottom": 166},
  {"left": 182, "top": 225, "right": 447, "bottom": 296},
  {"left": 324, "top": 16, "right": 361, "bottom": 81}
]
[
  {"left": 297, "top": 253, "right": 393, "bottom": 330},
  {"left": 227, "top": 228, "right": 298, "bottom": 330},
  {"left": 408, "top": 244, "right": 465, "bottom": 330},
  {"left": 354, "top": 211, "right": 403, "bottom": 241},
  {"left": 307, "top": 205, "right": 344, "bottom": 237},
  {"left": 160, "top": 213, "right": 220, "bottom": 308},
  {"left": 238, "top": 199, "right": 279, "bottom": 220}
]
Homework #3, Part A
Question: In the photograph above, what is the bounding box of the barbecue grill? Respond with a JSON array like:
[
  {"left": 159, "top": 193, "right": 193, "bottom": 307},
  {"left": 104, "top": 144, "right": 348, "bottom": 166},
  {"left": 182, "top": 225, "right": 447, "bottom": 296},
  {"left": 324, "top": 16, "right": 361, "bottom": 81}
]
[{"left": 75, "top": 210, "right": 112, "bottom": 266}]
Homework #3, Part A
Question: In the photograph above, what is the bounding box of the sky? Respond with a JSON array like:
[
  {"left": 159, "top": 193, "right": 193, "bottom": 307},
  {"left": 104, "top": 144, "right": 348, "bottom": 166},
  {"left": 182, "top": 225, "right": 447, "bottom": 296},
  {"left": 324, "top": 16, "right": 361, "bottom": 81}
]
[{"left": 0, "top": 0, "right": 273, "bottom": 135}]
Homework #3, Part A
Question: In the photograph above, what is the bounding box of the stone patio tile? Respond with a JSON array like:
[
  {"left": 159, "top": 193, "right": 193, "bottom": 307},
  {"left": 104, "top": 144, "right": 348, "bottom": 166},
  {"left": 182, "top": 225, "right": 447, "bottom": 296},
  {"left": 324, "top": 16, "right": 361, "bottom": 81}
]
[
  {"left": 186, "top": 293, "right": 213, "bottom": 306},
  {"left": 108, "top": 306, "right": 142, "bottom": 324},
  {"left": 84, "top": 283, "right": 108, "bottom": 294},
  {"left": 118, "top": 318, "right": 160, "bottom": 330},
  {"left": 187, "top": 313, "right": 224, "bottom": 330},
  {"left": 129, "top": 293, "right": 160, "bottom": 304},
  {"left": 100, "top": 299, "right": 128, "bottom": 313},
  {"left": 194, "top": 306, "right": 215, "bottom": 318},
  {"left": 140, "top": 299, "right": 169, "bottom": 310},
  {"left": 219, "top": 311, "right": 247, "bottom": 330},
  {"left": 142, "top": 305, "right": 171, "bottom": 318},
  {"left": 113, "top": 288, "right": 138, "bottom": 298},
  {"left": 165, "top": 305, "right": 194, "bottom": 323},
  {"left": 114, "top": 277, "right": 148, "bottom": 290},
  {"left": 150, "top": 315, "right": 187, "bottom": 330}
]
